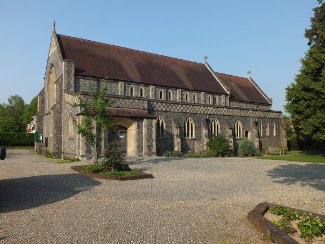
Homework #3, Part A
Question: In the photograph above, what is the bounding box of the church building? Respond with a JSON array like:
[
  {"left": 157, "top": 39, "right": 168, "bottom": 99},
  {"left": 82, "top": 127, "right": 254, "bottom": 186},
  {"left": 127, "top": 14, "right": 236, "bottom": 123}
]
[{"left": 36, "top": 26, "right": 286, "bottom": 158}]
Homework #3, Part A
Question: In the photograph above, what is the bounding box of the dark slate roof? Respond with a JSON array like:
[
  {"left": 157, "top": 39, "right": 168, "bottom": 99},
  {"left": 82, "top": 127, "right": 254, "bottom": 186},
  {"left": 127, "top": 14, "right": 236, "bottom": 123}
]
[
  {"left": 215, "top": 72, "right": 271, "bottom": 105},
  {"left": 57, "top": 34, "right": 227, "bottom": 94},
  {"left": 108, "top": 108, "right": 155, "bottom": 118}
]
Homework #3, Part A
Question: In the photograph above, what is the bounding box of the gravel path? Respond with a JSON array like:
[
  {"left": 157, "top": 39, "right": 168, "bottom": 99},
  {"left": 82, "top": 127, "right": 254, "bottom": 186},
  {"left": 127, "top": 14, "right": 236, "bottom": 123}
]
[{"left": 0, "top": 149, "right": 324, "bottom": 243}]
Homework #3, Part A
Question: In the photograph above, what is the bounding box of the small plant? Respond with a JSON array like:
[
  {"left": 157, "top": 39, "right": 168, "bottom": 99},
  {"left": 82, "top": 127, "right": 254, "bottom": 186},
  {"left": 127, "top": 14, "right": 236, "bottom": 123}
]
[
  {"left": 162, "top": 151, "right": 171, "bottom": 157},
  {"left": 272, "top": 218, "right": 296, "bottom": 234},
  {"left": 200, "top": 150, "right": 216, "bottom": 157},
  {"left": 206, "top": 135, "right": 229, "bottom": 156},
  {"left": 102, "top": 142, "right": 130, "bottom": 171},
  {"left": 63, "top": 156, "right": 81, "bottom": 162},
  {"left": 298, "top": 213, "right": 325, "bottom": 240},
  {"left": 44, "top": 150, "right": 52, "bottom": 158},
  {"left": 269, "top": 206, "right": 300, "bottom": 221},
  {"left": 238, "top": 139, "right": 256, "bottom": 157}
]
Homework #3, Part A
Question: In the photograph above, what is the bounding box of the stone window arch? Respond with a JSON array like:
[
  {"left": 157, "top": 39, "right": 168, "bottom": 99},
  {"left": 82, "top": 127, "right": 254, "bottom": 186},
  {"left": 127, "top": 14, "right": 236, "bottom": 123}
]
[
  {"left": 192, "top": 93, "right": 197, "bottom": 103},
  {"left": 168, "top": 90, "right": 173, "bottom": 101},
  {"left": 211, "top": 119, "right": 220, "bottom": 136},
  {"left": 266, "top": 123, "right": 270, "bottom": 136},
  {"left": 260, "top": 122, "right": 263, "bottom": 137},
  {"left": 185, "top": 92, "right": 189, "bottom": 102},
  {"left": 273, "top": 123, "right": 276, "bottom": 137},
  {"left": 156, "top": 115, "right": 166, "bottom": 138},
  {"left": 139, "top": 87, "right": 144, "bottom": 97},
  {"left": 68, "top": 114, "right": 74, "bottom": 137},
  {"left": 184, "top": 117, "right": 195, "bottom": 139},
  {"left": 234, "top": 120, "right": 243, "bottom": 139},
  {"left": 208, "top": 95, "right": 212, "bottom": 104},
  {"left": 47, "top": 65, "right": 56, "bottom": 111},
  {"left": 129, "top": 85, "right": 134, "bottom": 96},
  {"left": 159, "top": 89, "right": 164, "bottom": 100}
]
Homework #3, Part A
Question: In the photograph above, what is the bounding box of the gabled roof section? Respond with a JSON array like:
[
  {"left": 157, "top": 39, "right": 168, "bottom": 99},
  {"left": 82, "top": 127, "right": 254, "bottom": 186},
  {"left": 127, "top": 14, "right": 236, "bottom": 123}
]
[
  {"left": 215, "top": 72, "right": 272, "bottom": 105},
  {"left": 56, "top": 34, "right": 228, "bottom": 94}
]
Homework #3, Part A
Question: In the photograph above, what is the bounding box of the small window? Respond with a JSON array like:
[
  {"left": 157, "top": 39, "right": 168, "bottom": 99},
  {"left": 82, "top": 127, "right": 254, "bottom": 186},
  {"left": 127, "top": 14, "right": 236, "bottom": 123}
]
[
  {"left": 185, "top": 92, "right": 189, "bottom": 102},
  {"left": 211, "top": 119, "right": 220, "bottom": 136},
  {"left": 184, "top": 118, "right": 195, "bottom": 139},
  {"left": 208, "top": 95, "right": 212, "bottom": 104},
  {"left": 260, "top": 122, "right": 263, "bottom": 137},
  {"left": 266, "top": 123, "right": 270, "bottom": 136},
  {"left": 168, "top": 90, "right": 172, "bottom": 100},
  {"left": 129, "top": 86, "right": 134, "bottom": 96},
  {"left": 234, "top": 120, "right": 243, "bottom": 139},
  {"left": 68, "top": 115, "right": 74, "bottom": 137},
  {"left": 139, "top": 87, "right": 144, "bottom": 97},
  {"left": 244, "top": 130, "right": 249, "bottom": 138},
  {"left": 273, "top": 123, "right": 276, "bottom": 137},
  {"left": 192, "top": 93, "right": 197, "bottom": 103},
  {"left": 215, "top": 96, "right": 219, "bottom": 105},
  {"left": 159, "top": 89, "right": 164, "bottom": 100},
  {"left": 156, "top": 116, "right": 166, "bottom": 138}
]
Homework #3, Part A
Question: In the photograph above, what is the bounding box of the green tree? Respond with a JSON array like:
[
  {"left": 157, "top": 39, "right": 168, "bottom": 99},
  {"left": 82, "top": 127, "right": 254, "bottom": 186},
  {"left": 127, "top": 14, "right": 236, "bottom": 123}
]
[
  {"left": 74, "top": 79, "right": 114, "bottom": 163},
  {"left": 285, "top": 1, "right": 325, "bottom": 151},
  {"left": 206, "top": 134, "right": 229, "bottom": 156},
  {"left": 22, "top": 96, "right": 38, "bottom": 126},
  {"left": 0, "top": 95, "right": 26, "bottom": 133}
]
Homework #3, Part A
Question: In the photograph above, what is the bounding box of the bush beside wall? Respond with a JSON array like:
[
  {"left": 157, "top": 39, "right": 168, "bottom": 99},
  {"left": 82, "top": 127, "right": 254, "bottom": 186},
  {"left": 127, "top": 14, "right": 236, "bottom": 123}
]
[{"left": 0, "top": 132, "right": 34, "bottom": 146}]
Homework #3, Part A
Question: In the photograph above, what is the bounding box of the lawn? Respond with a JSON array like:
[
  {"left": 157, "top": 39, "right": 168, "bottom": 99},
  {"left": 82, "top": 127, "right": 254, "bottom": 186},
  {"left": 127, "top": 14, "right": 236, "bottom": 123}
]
[{"left": 258, "top": 151, "right": 325, "bottom": 163}]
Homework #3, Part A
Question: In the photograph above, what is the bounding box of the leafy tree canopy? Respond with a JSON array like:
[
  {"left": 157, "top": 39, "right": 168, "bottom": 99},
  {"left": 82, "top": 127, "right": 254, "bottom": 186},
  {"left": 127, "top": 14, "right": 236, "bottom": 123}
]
[
  {"left": 22, "top": 96, "right": 38, "bottom": 125},
  {"left": 285, "top": 1, "right": 325, "bottom": 149}
]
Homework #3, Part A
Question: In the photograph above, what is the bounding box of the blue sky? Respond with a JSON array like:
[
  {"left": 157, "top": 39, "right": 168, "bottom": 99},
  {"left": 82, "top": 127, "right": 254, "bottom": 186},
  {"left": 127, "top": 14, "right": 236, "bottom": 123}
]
[{"left": 0, "top": 0, "right": 318, "bottom": 112}]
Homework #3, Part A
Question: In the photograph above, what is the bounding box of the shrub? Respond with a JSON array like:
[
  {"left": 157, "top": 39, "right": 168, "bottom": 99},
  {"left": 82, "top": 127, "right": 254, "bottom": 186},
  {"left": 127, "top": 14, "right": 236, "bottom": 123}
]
[
  {"left": 44, "top": 150, "right": 52, "bottom": 158},
  {"left": 102, "top": 142, "right": 130, "bottom": 171},
  {"left": 184, "top": 151, "right": 200, "bottom": 158},
  {"left": 206, "top": 135, "right": 229, "bottom": 156},
  {"left": 238, "top": 139, "right": 256, "bottom": 157},
  {"left": 162, "top": 151, "right": 171, "bottom": 157},
  {"left": 200, "top": 150, "right": 216, "bottom": 157},
  {"left": 171, "top": 151, "right": 182, "bottom": 157},
  {"left": 0, "top": 132, "right": 34, "bottom": 146}
]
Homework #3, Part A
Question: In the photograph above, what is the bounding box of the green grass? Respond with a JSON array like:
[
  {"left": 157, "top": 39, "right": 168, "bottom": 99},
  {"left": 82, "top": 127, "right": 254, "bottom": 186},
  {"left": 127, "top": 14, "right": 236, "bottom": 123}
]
[
  {"left": 48, "top": 158, "right": 77, "bottom": 163},
  {"left": 258, "top": 151, "right": 325, "bottom": 163},
  {"left": 81, "top": 164, "right": 138, "bottom": 176}
]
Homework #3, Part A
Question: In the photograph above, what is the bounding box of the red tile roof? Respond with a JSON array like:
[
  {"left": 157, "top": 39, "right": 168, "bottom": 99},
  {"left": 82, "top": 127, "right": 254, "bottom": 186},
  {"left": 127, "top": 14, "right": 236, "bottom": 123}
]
[
  {"left": 216, "top": 72, "right": 271, "bottom": 105},
  {"left": 57, "top": 34, "right": 227, "bottom": 94}
]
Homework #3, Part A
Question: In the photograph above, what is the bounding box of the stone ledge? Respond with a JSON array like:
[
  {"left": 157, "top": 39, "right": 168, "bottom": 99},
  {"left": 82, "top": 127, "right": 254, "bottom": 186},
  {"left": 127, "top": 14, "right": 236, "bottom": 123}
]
[
  {"left": 71, "top": 165, "right": 154, "bottom": 181},
  {"left": 247, "top": 202, "right": 325, "bottom": 244}
]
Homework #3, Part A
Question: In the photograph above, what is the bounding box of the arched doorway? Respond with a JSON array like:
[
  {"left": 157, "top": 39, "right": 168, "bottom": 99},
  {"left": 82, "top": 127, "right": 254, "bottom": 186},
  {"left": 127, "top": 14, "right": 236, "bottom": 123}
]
[{"left": 108, "top": 125, "right": 127, "bottom": 155}]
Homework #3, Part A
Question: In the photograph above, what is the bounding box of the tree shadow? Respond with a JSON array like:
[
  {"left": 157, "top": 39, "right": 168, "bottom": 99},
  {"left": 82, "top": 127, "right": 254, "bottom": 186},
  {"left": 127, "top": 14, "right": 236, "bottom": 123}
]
[
  {"left": 0, "top": 174, "right": 100, "bottom": 213},
  {"left": 127, "top": 156, "right": 184, "bottom": 166},
  {"left": 267, "top": 163, "right": 325, "bottom": 191}
]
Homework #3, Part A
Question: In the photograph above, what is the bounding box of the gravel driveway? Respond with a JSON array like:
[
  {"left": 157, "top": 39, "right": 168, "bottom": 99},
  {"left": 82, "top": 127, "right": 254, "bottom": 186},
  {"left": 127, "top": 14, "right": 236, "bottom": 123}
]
[{"left": 0, "top": 149, "right": 324, "bottom": 243}]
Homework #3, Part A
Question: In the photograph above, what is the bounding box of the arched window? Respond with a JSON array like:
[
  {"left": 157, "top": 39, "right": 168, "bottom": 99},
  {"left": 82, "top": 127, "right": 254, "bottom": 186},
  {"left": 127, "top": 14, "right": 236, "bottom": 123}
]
[
  {"left": 211, "top": 119, "right": 220, "bottom": 136},
  {"left": 266, "top": 123, "right": 270, "bottom": 136},
  {"left": 215, "top": 95, "right": 219, "bottom": 105},
  {"left": 129, "top": 86, "right": 134, "bottom": 96},
  {"left": 47, "top": 65, "right": 56, "bottom": 111},
  {"left": 234, "top": 120, "right": 243, "bottom": 139},
  {"left": 208, "top": 95, "right": 212, "bottom": 104},
  {"left": 192, "top": 93, "right": 197, "bottom": 103},
  {"left": 273, "top": 123, "right": 276, "bottom": 137},
  {"left": 156, "top": 116, "right": 166, "bottom": 138},
  {"left": 184, "top": 118, "right": 195, "bottom": 139},
  {"left": 159, "top": 89, "right": 164, "bottom": 100},
  {"left": 68, "top": 114, "right": 74, "bottom": 137},
  {"left": 168, "top": 90, "right": 172, "bottom": 101},
  {"left": 185, "top": 92, "right": 189, "bottom": 102},
  {"left": 139, "top": 87, "right": 144, "bottom": 97}
]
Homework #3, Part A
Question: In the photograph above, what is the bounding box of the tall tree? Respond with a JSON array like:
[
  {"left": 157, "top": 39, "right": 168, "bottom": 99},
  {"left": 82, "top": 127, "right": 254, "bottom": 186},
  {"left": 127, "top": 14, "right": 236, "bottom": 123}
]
[
  {"left": 0, "top": 95, "right": 26, "bottom": 133},
  {"left": 74, "top": 79, "right": 114, "bottom": 163},
  {"left": 285, "top": 1, "right": 325, "bottom": 150},
  {"left": 22, "top": 96, "right": 38, "bottom": 125}
]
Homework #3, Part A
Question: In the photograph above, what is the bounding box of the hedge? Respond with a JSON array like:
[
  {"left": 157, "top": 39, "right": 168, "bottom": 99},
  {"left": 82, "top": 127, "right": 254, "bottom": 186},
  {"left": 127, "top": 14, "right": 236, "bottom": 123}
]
[{"left": 0, "top": 132, "right": 34, "bottom": 146}]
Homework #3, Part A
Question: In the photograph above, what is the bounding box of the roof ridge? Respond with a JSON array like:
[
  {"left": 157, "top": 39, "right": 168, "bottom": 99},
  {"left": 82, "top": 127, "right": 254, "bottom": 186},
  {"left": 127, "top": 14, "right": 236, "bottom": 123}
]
[
  {"left": 216, "top": 72, "right": 248, "bottom": 80},
  {"left": 57, "top": 34, "right": 203, "bottom": 66}
]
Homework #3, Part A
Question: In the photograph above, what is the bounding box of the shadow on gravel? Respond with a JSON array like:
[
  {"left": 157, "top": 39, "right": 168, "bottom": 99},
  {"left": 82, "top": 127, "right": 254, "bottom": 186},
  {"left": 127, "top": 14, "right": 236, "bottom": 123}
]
[
  {"left": 128, "top": 157, "right": 183, "bottom": 166},
  {"left": 267, "top": 163, "right": 325, "bottom": 191},
  {"left": 0, "top": 174, "right": 100, "bottom": 213}
]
